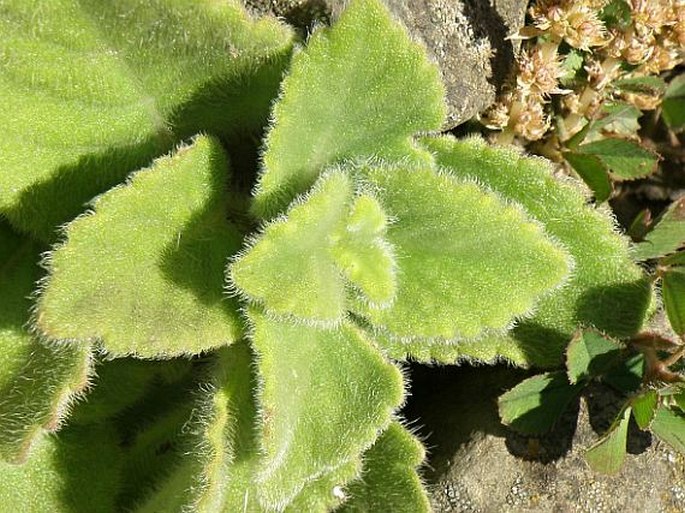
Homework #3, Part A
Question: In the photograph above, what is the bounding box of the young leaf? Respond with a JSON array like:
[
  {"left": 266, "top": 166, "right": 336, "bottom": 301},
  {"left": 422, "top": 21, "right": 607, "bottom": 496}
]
[
  {"left": 577, "top": 138, "right": 659, "bottom": 181},
  {"left": 585, "top": 406, "right": 631, "bottom": 475},
  {"left": 339, "top": 422, "right": 431, "bottom": 513},
  {"left": 650, "top": 406, "right": 685, "bottom": 453},
  {"left": 662, "top": 74, "right": 685, "bottom": 132},
  {"left": 230, "top": 171, "right": 395, "bottom": 324},
  {"left": 0, "top": 223, "right": 91, "bottom": 463},
  {"left": 356, "top": 163, "right": 571, "bottom": 340},
  {"left": 498, "top": 371, "right": 581, "bottom": 435},
  {"left": 248, "top": 308, "right": 404, "bottom": 509},
  {"left": 566, "top": 330, "right": 623, "bottom": 384},
  {"left": 253, "top": 0, "right": 445, "bottom": 219},
  {"left": 0, "top": 0, "right": 293, "bottom": 240},
  {"left": 633, "top": 197, "right": 685, "bottom": 260},
  {"left": 631, "top": 389, "right": 658, "bottom": 430},
  {"left": 662, "top": 268, "right": 685, "bottom": 335},
  {"left": 563, "top": 151, "right": 612, "bottom": 202},
  {"left": 37, "top": 136, "right": 243, "bottom": 358},
  {"left": 422, "top": 136, "right": 652, "bottom": 366}
]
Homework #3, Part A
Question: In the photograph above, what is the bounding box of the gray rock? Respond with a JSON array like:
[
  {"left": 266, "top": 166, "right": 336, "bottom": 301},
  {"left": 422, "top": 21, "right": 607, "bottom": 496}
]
[
  {"left": 244, "top": 0, "right": 527, "bottom": 129},
  {"left": 404, "top": 365, "right": 685, "bottom": 513}
]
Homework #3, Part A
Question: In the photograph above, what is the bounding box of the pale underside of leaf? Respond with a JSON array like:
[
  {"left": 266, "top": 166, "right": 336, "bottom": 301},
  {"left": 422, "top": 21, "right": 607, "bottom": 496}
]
[
  {"left": 651, "top": 406, "right": 685, "bottom": 453},
  {"left": 0, "top": 0, "right": 293, "bottom": 240},
  {"left": 418, "top": 136, "right": 652, "bottom": 367},
  {"left": 355, "top": 163, "right": 571, "bottom": 341},
  {"left": 252, "top": 0, "right": 445, "bottom": 219},
  {"left": 0, "top": 223, "right": 91, "bottom": 463},
  {"left": 36, "top": 136, "right": 243, "bottom": 358},
  {"left": 585, "top": 406, "right": 631, "bottom": 475}
]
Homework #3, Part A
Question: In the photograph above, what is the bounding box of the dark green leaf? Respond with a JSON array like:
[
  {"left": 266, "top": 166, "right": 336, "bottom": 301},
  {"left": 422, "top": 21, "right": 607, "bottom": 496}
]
[
  {"left": 662, "top": 75, "right": 685, "bottom": 132},
  {"left": 631, "top": 389, "right": 658, "bottom": 429},
  {"left": 578, "top": 138, "right": 659, "bottom": 180},
  {"left": 498, "top": 371, "right": 581, "bottom": 435},
  {"left": 566, "top": 330, "right": 623, "bottom": 384},
  {"left": 585, "top": 406, "right": 631, "bottom": 474},
  {"left": 662, "top": 251, "right": 685, "bottom": 266},
  {"left": 634, "top": 198, "right": 685, "bottom": 260},
  {"left": 603, "top": 353, "right": 645, "bottom": 393},
  {"left": 600, "top": 0, "right": 632, "bottom": 29},
  {"left": 563, "top": 151, "right": 612, "bottom": 202},
  {"left": 612, "top": 76, "right": 667, "bottom": 96},
  {"left": 651, "top": 406, "right": 685, "bottom": 453},
  {"left": 662, "top": 268, "right": 685, "bottom": 335}
]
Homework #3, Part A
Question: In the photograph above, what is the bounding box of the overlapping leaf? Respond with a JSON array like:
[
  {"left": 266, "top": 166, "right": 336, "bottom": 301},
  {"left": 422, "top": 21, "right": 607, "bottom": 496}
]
[
  {"left": 0, "top": 222, "right": 91, "bottom": 463},
  {"left": 633, "top": 197, "right": 685, "bottom": 260},
  {"left": 231, "top": 170, "right": 394, "bottom": 324},
  {"left": 415, "top": 136, "right": 652, "bottom": 366},
  {"left": 356, "top": 163, "right": 571, "bottom": 340},
  {"left": 37, "top": 136, "right": 243, "bottom": 358},
  {"left": 0, "top": 0, "right": 293, "bottom": 240},
  {"left": 252, "top": 0, "right": 445, "bottom": 219}
]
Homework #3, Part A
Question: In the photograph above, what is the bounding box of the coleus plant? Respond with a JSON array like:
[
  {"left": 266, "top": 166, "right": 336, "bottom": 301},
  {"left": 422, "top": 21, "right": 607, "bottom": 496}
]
[{"left": 0, "top": 0, "right": 656, "bottom": 511}]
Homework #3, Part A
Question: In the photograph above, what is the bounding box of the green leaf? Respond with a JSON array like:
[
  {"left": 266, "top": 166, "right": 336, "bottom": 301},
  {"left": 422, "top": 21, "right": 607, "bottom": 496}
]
[
  {"left": 559, "top": 50, "right": 584, "bottom": 86},
  {"left": 498, "top": 371, "right": 581, "bottom": 435},
  {"left": 230, "top": 171, "right": 395, "bottom": 324},
  {"left": 566, "top": 330, "right": 623, "bottom": 384},
  {"left": 563, "top": 151, "right": 612, "bottom": 202},
  {"left": 585, "top": 406, "right": 631, "bottom": 475},
  {"left": 631, "top": 389, "right": 658, "bottom": 430},
  {"left": 36, "top": 136, "right": 243, "bottom": 358},
  {"left": 252, "top": 0, "right": 445, "bottom": 219},
  {"left": 603, "top": 353, "right": 645, "bottom": 393},
  {"left": 612, "top": 76, "right": 667, "bottom": 96},
  {"left": 0, "top": 222, "right": 91, "bottom": 463},
  {"left": 249, "top": 308, "right": 404, "bottom": 509},
  {"left": 651, "top": 406, "right": 685, "bottom": 453},
  {"left": 600, "top": 0, "right": 632, "bottom": 29},
  {"left": 633, "top": 197, "right": 685, "bottom": 260},
  {"left": 662, "top": 268, "right": 685, "bottom": 335},
  {"left": 662, "top": 251, "right": 685, "bottom": 267},
  {"left": 662, "top": 74, "right": 685, "bottom": 132},
  {"left": 420, "top": 136, "right": 652, "bottom": 366},
  {"left": 356, "top": 163, "right": 571, "bottom": 340},
  {"left": 566, "top": 102, "right": 641, "bottom": 148},
  {"left": 578, "top": 138, "right": 659, "bottom": 181},
  {"left": 0, "top": 0, "right": 293, "bottom": 240},
  {"left": 339, "top": 422, "right": 431, "bottom": 513}
]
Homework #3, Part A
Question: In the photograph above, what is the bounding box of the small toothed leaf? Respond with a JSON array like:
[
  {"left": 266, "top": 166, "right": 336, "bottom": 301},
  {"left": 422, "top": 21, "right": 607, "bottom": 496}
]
[
  {"left": 249, "top": 308, "right": 404, "bottom": 509},
  {"left": 585, "top": 406, "right": 631, "bottom": 475},
  {"left": 356, "top": 163, "right": 571, "bottom": 340},
  {"left": 563, "top": 151, "right": 612, "bottom": 203},
  {"left": 37, "top": 136, "right": 243, "bottom": 358},
  {"left": 650, "top": 406, "right": 685, "bottom": 454},
  {"left": 498, "top": 371, "right": 581, "bottom": 435},
  {"left": 340, "top": 422, "right": 431, "bottom": 513},
  {"left": 631, "top": 390, "right": 658, "bottom": 430},
  {"left": 0, "top": 222, "right": 91, "bottom": 463},
  {"left": 662, "top": 268, "right": 685, "bottom": 336},
  {"left": 566, "top": 330, "right": 623, "bottom": 384},
  {"left": 633, "top": 197, "right": 685, "bottom": 260},
  {"left": 253, "top": 0, "right": 445, "bottom": 218},
  {"left": 577, "top": 138, "right": 659, "bottom": 181}
]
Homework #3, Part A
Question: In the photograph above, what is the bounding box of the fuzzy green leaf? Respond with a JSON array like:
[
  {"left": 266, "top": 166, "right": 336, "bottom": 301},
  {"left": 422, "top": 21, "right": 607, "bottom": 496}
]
[
  {"left": 356, "top": 163, "right": 571, "bottom": 340},
  {"left": 0, "top": 223, "right": 91, "bottom": 463},
  {"left": 662, "top": 75, "right": 685, "bottom": 132},
  {"left": 37, "top": 136, "right": 243, "bottom": 358},
  {"left": 421, "top": 136, "right": 652, "bottom": 366},
  {"left": 252, "top": 0, "right": 445, "bottom": 218},
  {"left": 230, "top": 171, "right": 394, "bottom": 324},
  {"left": 340, "top": 422, "right": 431, "bottom": 513},
  {"left": 631, "top": 390, "right": 658, "bottom": 430},
  {"left": 563, "top": 151, "right": 612, "bottom": 202},
  {"left": 566, "top": 330, "right": 623, "bottom": 384},
  {"left": 578, "top": 138, "right": 659, "bottom": 181},
  {"left": 249, "top": 308, "right": 404, "bottom": 509},
  {"left": 498, "top": 371, "right": 581, "bottom": 435},
  {"left": 662, "top": 268, "right": 685, "bottom": 336},
  {"left": 650, "top": 406, "right": 685, "bottom": 453},
  {"left": 585, "top": 406, "right": 631, "bottom": 475},
  {"left": 0, "top": 0, "right": 293, "bottom": 240},
  {"left": 633, "top": 197, "right": 685, "bottom": 260}
]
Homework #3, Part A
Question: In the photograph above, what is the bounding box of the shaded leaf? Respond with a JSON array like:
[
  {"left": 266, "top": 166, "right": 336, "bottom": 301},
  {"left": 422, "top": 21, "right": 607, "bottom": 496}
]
[
  {"left": 585, "top": 406, "right": 631, "bottom": 474},
  {"left": 651, "top": 406, "right": 685, "bottom": 453},
  {"left": 339, "top": 422, "right": 431, "bottom": 513},
  {"left": 357, "top": 163, "right": 571, "bottom": 340},
  {"left": 662, "top": 74, "right": 685, "bottom": 132},
  {"left": 633, "top": 197, "right": 685, "bottom": 260},
  {"left": 612, "top": 76, "right": 667, "bottom": 96},
  {"left": 662, "top": 268, "right": 685, "bottom": 335},
  {"left": 253, "top": 0, "right": 445, "bottom": 219},
  {"left": 37, "top": 136, "right": 243, "bottom": 358},
  {"left": 603, "top": 353, "right": 645, "bottom": 393},
  {"left": 566, "top": 330, "right": 623, "bottom": 384},
  {"left": 0, "top": 222, "right": 91, "bottom": 463},
  {"left": 498, "top": 371, "right": 581, "bottom": 435},
  {"left": 563, "top": 151, "right": 612, "bottom": 202},
  {"left": 0, "top": 0, "right": 293, "bottom": 240},
  {"left": 631, "top": 389, "right": 658, "bottom": 430},
  {"left": 578, "top": 138, "right": 659, "bottom": 181},
  {"left": 600, "top": 0, "right": 632, "bottom": 29}
]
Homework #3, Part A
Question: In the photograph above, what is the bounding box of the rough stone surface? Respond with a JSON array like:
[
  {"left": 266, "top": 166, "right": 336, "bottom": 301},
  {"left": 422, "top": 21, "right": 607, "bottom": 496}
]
[
  {"left": 403, "top": 365, "right": 685, "bottom": 513},
  {"left": 243, "top": 0, "right": 527, "bottom": 128}
]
